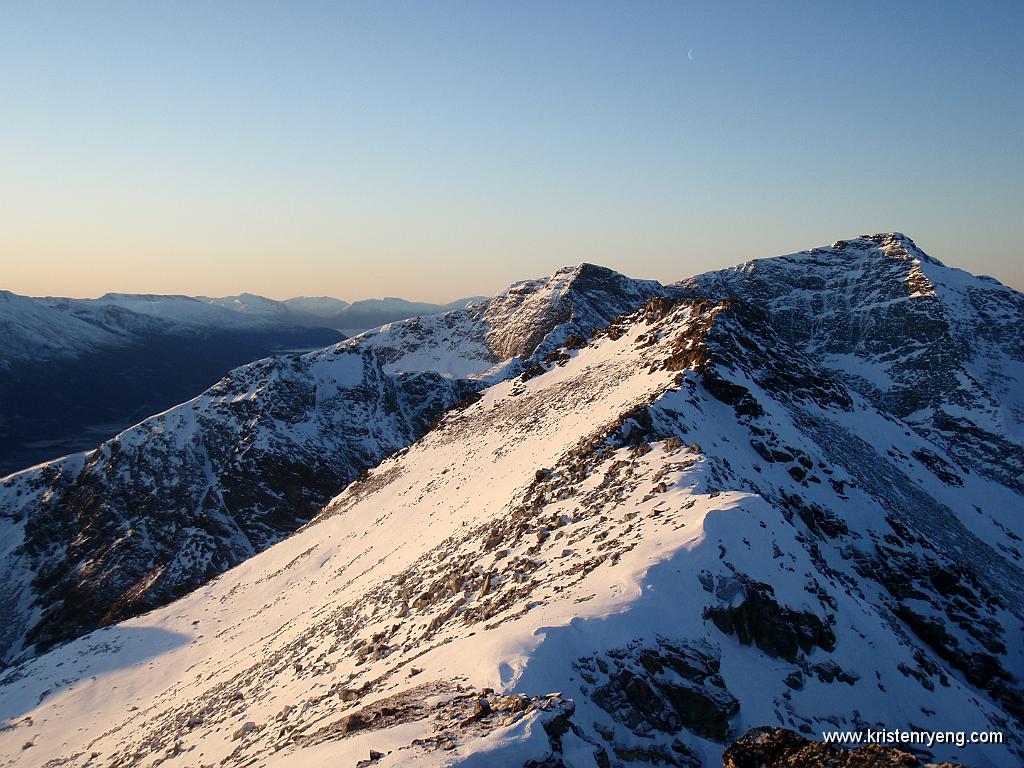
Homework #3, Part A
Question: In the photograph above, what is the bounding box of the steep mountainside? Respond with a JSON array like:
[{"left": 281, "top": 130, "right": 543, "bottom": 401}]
[
  {"left": 0, "top": 265, "right": 664, "bottom": 669},
  {"left": 0, "top": 236, "right": 1020, "bottom": 768},
  {"left": 0, "top": 348, "right": 472, "bottom": 667}
]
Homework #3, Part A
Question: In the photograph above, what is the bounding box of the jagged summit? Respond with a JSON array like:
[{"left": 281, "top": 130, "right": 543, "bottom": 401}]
[
  {"left": 346, "top": 263, "right": 667, "bottom": 378},
  {"left": 680, "top": 234, "right": 1024, "bottom": 496},
  {"left": 694, "top": 233, "right": 939, "bottom": 280},
  {"left": 483, "top": 262, "right": 665, "bottom": 360},
  {"left": 832, "top": 232, "right": 947, "bottom": 269},
  {"left": 547, "top": 261, "right": 634, "bottom": 280},
  {"left": 833, "top": 231, "right": 922, "bottom": 252}
]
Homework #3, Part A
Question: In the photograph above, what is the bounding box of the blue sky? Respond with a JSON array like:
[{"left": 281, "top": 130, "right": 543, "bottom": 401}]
[{"left": 1, "top": 1, "right": 1021, "bottom": 300}]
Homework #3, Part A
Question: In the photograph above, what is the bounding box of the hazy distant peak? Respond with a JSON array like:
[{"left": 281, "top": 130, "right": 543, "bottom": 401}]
[
  {"left": 443, "top": 295, "right": 489, "bottom": 310},
  {"left": 204, "top": 293, "right": 291, "bottom": 314},
  {"left": 347, "top": 297, "right": 437, "bottom": 310},
  {"left": 98, "top": 292, "right": 199, "bottom": 302},
  {"left": 282, "top": 296, "right": 351, "bottom": 316}
]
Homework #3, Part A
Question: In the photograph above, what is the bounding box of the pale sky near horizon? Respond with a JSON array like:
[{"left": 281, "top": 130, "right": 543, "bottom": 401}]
[{"left": 1, "top": 1, "right": 1021, "bottom": 302}]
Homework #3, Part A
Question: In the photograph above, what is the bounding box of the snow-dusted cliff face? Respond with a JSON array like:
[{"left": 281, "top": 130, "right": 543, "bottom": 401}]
[
  {"left": 0, "top": 265, "right": 664, "bottom": 670},
  {"left": 0, "top": 237, "right": 1021, "bottom": 768}
]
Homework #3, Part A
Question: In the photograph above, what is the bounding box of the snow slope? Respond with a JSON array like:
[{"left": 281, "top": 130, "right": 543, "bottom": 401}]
[{"left": 1, "top": 240, "right": 1021, "bottom": 767}]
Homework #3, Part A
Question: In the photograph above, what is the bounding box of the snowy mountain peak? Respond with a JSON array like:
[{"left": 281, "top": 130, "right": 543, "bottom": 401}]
[
  {"left": 483, "top": 262, "right": 666, "bottom": 360},
  {"left": 828, "top": 231, "right": 925, "bottom": 256},
  {"left": 680, "top": 233, "right": 1024, "bottom": 495}
]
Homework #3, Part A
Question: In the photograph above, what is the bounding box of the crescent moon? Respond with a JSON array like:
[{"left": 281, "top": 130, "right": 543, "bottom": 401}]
[{"left": 687, "top": 48, "right": 695, "bottom": 61}]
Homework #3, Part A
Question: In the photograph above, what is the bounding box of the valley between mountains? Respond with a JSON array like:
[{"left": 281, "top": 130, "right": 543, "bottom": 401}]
[{"left": 0, "top": 234, "right": 1021, "bottom": 768}]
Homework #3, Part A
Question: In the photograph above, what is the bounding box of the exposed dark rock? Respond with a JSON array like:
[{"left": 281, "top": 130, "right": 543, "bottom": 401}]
[
  {"left": 611, "top": 741, "right": 700, "bottom": 767},
  {"left": 896, "top": 605, "right": 1023, "bottom": 720},
  {"left": 706, "top": 581, "right": 835, "bottom": 662},
  {"left": 297, "top": 682, "right": 575, "bottom": 756},
  {"left": 779, "top": 492, "right": 849, "bottom": 539},
  {"left": 584, "top": 639, "right": 739, "bottom": 741},
  {"left": 722, "top": 726, "right": 967, "bottom": 767},
  {"left": 701, "top": 371, "right": 764, "bottom": 418},
  {"left": 912, "top": 449, "right": 964, "bottom": 486},
  {"left": 807, "top": 661, "right": 858, "bottom": 685}
]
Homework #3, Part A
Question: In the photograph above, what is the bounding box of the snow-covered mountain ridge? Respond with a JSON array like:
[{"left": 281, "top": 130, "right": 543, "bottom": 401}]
[
  {"left": 0, "top": 291, "right": 348, "bottom": 476},
  {"left": 0, "top": 292, "right": 310, "bottom": 368},
  {"left": 0, "top": 264, "right": 667, "bottom": 670},
  {"left": 0, "top": 288, "right": 487, "bottom": 476},
  {"left": 350, "top": 263, "right": 666, "bottom": 379},
  {"left": 0, "top": 290, "right": 490, "bottom": 369},
  {"left": 0, "top": 235, "right": 1021, "bottom": 767}
]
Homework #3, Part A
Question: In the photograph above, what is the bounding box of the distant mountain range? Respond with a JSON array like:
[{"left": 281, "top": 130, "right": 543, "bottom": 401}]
[
  {"left": 0, "top": 291, "right": 486, "bottom": 475},
  {"left": 0, "top": 235, "right": 1021, "bottom": 766}
]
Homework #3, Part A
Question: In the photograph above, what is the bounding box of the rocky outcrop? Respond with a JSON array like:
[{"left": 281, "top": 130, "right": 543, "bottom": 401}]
[
  {"left": 722, "top": 727, "right": 967, "bottom": 768},
  {"left": 704, "top": 580, "right": 835, "bottom": 662},
  {"left": 582, "top": 640, "right": 739, "bottom": 742}
]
